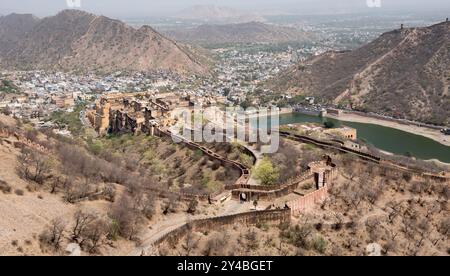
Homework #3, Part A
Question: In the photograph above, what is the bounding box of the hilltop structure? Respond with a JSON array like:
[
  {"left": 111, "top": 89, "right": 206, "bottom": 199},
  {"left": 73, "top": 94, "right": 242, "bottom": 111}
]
[{"left": 87, "top": 92, "right": 191, "bottom": 136}]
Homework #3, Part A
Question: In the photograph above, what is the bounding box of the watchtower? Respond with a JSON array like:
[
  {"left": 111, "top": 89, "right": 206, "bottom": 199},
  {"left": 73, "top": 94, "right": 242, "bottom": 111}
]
[{"left": 308, "top": 156, "right": 337, "bottom": 189}]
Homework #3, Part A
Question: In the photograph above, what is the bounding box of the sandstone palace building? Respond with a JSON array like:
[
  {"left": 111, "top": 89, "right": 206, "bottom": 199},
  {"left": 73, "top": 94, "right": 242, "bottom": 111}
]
[{"left": 86, "top": 92, "right": 191, "bottom": 136}]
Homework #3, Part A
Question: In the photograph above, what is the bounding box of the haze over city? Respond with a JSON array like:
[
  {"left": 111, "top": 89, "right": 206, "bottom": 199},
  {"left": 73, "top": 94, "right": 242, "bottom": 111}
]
[
  {"left": 1, "top": 0, "right": 450, "bottom": 17},
  {"left": 0, "top": 0, "right": 449, "bottom": 259}
]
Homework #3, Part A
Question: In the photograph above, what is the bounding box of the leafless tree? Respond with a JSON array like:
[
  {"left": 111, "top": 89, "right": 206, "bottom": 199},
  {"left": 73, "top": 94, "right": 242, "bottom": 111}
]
[
  {"left": 438, "top": 185, "right": 450, "bottom": 201},
  {"left": 17, "top": 148, "right": 53, "bottom": 185},
  {"left": 386, "top": 200, "right": 403, "bottom": 223},
  {"left": 183, "top": 230, "right": 199, "bottom": 256},
  {"left": 39, "top": 218, "right": 66, "bottom": 251},
  {"left": 109, "top": 195, "right": 145, "bottom": 241},
  {"left": 133, "top": 193, "right": 156, "bottom": 220},
  {"left": 402, "top": 172, "right": 413, "bottom": 183},
  {"left": 245, "top": 229, "right": 259, "bottom": 251},
  {"left": 162, "top": 194, "right": 179, "bottom": 215},
  {"left": 383, "top": 239, "right": 398, "bottom": 255},
  {"left": 425, "top": 202, "right": 441, "bottom": 218},
  {"left": 203, "top": 232, "right": 228, "bottom": 256},
  {"left": 80, "top": 218, "right": 109, "bottom": 253},
  {"left": 438, "top": 218, "right": 450, "bottom": 238},
  {"left": 363, "top": 181, "right": 382, "bottom": 205},
  {"left": 349, "top": 187, "right": 364, "bottom": 209},
  {"left": 365, "top": 216, "right": 382, "bottom": 241},
  {"left": 187, "top": 199, "right": 199, "bottom": 214},
  {"left": 71, "top": 210, "right": 97, "bottom": 242},
  {"left": 281, "top": 223, "right": 313, "bottom": 249},
  {"left": 63, "top": 180, "right": 92, "bottom": 204},
  {"left": 409, "top": 181, "right": 426, "bottom": 194},
  {"left": 402, "top": 216, "right": 417, "bottom": 239},
  {"left": 49, "top": 176, "right": 64, "bottom": 194},
  {"left": 101, "top": 183, "right": 116, "bottom": 202}
]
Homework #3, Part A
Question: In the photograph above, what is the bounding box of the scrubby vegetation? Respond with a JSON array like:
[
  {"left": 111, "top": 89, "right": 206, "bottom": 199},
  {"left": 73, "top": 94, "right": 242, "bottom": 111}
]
[
  {"left": 1, "top": 113, "right": 249, "bottom": 255},
  {"left": 2, "top": 111, "right": 448, "bottom": 256},
  {"left": 0, "top": 79, "right": 20, "bottom": 94},
  {"left": 162, "top": 153, "right": 449, "bottom": 256},
  {"left": 255, "top": 139, "right": 322, "bottom": 185},
  {"left": 0, "top": 179, "right": 12, "bottom": 194},
  {"left": 88, "top": 134, "right": 242, "bottom": 194},
  {"left": 49, "top": 104, "right": 85, "bottom": 136},
  {"left": 202, "top": 142, "right": 256, "bottom": 169}
]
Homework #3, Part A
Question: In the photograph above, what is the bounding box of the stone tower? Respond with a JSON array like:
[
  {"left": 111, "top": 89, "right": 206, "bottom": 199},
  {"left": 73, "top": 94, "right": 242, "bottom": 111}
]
[{"left": 308, "top": 157, "right": 336, "bottom": 189}]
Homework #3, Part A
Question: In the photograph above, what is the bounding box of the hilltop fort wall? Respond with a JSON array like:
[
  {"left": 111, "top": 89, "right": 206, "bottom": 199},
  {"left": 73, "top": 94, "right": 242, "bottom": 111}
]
[
  {"left": 287, "top": 186, "right": 329, "bottom": 215},
  {"left": 0, "top": 128, "right": 51, "bottom": 154},
  {"left": 153, "top": 208, "right": 291, "bottom": 250}
]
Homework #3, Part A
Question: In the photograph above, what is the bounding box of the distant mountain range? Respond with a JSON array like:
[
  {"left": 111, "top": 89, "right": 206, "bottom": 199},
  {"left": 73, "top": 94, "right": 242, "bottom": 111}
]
[
  {"left": 174, "top": 5, "right": 265, "bottom": 24},
  {"left": 267, "top": 21, "right": 450, "bottom": 125},
  {"left": 164, "top": 21, "right": 314, "bottom": 45},
  {"left": 0, "top": 10, "right": 210, "bottom": 75}
]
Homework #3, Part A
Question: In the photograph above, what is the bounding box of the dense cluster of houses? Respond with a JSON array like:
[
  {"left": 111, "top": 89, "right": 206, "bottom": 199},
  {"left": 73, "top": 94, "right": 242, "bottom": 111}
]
[{"left": 0, "top": 70, "right": 185, "bottom": 121}]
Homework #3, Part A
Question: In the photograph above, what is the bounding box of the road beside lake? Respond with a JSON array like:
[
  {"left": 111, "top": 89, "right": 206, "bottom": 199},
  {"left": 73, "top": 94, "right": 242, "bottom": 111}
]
[{"left": 325, "top": 113, "right": 450, "bottom": 147}]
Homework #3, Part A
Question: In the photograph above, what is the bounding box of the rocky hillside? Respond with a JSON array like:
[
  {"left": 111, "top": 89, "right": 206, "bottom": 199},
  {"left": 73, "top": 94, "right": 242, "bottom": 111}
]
[
  {"left": 0, "top": 10, "right": 210, "bottom": 75},
  {"left": 0, "top": 13, "right": 39, "bottom": 58},
  {"left": 268, "top": 21, "right": 450, "bottom": 125},
  {"left": 165, "top": 21, "right": 313, "bottom": 45}
]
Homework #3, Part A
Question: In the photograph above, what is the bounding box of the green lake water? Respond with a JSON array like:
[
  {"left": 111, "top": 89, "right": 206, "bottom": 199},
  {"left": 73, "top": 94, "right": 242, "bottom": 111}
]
[{"left": 257, "top": 112, "right": 450, "bottom": 163}]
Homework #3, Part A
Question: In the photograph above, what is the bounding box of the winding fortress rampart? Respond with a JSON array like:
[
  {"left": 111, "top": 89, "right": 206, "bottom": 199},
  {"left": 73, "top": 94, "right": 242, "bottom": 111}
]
[
  {"left": 280, "top": 131, "right": 449, "bottom": 181},
  {"left": 152, "top": 208, "right": 291, "bottom": 250},
  {"left": 288, "top": 186, "right": 329, "bottom": 215},
  {"left": 0, "top": 128, "right": 51, "bottom": 154}
]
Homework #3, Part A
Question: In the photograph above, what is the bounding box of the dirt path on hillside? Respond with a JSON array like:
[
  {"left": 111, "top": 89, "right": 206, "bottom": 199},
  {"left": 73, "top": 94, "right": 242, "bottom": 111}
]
[
  {"left": 130, "top": 213, "right": 191, "bottom": 256},
  {"left": 129, "top": 200, "right": 254, "bottom": 256}
]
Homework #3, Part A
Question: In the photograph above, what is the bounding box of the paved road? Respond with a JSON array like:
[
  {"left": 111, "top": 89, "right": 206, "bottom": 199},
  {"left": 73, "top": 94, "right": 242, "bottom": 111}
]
[{"left": 79, "top": 110, "right": 92, "bottom": 128}]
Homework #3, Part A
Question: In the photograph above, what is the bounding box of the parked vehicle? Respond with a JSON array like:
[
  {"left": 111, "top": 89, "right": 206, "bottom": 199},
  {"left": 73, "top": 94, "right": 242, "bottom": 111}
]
[{"left": 441, "top": 128, "right": 450, "bottom": 135}]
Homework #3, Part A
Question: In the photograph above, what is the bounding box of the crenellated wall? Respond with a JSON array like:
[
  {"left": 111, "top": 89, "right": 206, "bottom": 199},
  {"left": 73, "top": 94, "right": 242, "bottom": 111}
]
[
  {"left": 157, "top": 128, "right": 252, "bottom": 185},
  {"left": 153, "top": 208, "right": 291, "bottom": 249},
  {"left": 287, "top": 186, "right": 329, "bottom": 215},
  {"left": 0, "top": 128, "right": 51, "bottom": 154},
  {"left": 230, "top": 172, "right": 315, "bottom": 201},
  {"left": 280, "top": 131, "right": 449, "bottom": 181}
]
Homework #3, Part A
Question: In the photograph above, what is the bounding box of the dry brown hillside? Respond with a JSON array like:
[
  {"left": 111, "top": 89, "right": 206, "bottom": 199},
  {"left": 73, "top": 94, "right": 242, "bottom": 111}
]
[
  {"left": 163, "top": 158, "right": 450, "bottom": 256},
  {"left": 0, "top": 115, "right": 241, "bottom": 256},
  {"left": 268, "top": 21, "right": 450, "bottom": 125},
  {"left": 0, "top": 13, "right": 39, "bottom": 58},
  {"left": 0, "top": 10, "right": 210, "bottom": 75}
]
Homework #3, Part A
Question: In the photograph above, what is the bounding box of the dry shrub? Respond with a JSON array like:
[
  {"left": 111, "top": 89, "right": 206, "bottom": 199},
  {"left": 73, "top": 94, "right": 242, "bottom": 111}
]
[{"left": 0, "top": 180, "right": 11, "bottom": 194}]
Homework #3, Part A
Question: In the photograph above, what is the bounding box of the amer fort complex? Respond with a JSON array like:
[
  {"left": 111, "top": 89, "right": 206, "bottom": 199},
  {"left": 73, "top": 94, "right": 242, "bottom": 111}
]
[
  {"left": 0, "top": 91, "right": 447, "bottom": 255},
  {"left": 82, "top": 92, "right": 350, "bottom": 202},
  {"left": 61, "top": 92, "right": 448, "bottom": 254}
]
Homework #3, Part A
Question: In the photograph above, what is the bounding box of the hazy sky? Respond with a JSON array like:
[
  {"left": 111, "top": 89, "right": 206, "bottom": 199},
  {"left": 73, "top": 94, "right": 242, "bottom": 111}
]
[{"left": 1, "top": 0, "right": 449, "bottom": 18}]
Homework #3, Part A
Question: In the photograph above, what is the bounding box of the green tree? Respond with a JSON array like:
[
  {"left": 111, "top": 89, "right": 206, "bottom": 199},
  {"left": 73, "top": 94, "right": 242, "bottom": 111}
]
[
  {"left": 313, "top": 235, "right": 328, "bottom": 254},
  {"left": 255, "top": 157, "right": 279, "bottom": 186},
  {"left": 239, "top": 99, "right": 252, "bottom": 110}
]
